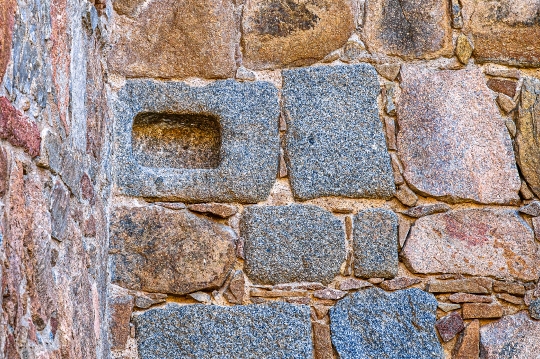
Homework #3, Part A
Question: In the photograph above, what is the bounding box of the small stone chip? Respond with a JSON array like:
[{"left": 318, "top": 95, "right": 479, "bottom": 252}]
[
  {"left": 530, "top": 299, "right": 540, "bottom": 319},
  {"left": 187, "top": 203, "right": 238, "bottom": 218},
  {"left": 427, "top": 278, "right": 492, "bottom": 294},
  {"left": 519, "top": 201, "right": 540, "bottom": 217},
  {"left": 498, "top": 94, "right": 517, "bottom": 114},
  {"left": 374, "top": 63, "right": 401, "bottom": 81},
  {"left": 462, "top": 303, "right": 503, "bottom": 319},
  {"left": 448, "top": 293, "right": 492, "bottom": 303},
  {"left": 379, "top": 277, "right": 421, "bottom": 291},
  {"left": 453, "top": 320, "right": 480, "bottom": 359},
  {"left": 436, "top": 311, "right": 465, "bottom": 342},
  {"left": 339, "top": 278, "right": 373, "bottom": 291},
  {"left": 455, "top": 34, "right": 473, "bottom": 64},
  {"left": 496, "top": 293, "right": 524, "bottom": 305},
  {"left": 395, "top": 184, "right": 418, "bottom": 207},
  {"left": 250, "top": 289, "right": 307, "bottom": 298},
  {"left": 438, "top": 302, "right": 461, "bottom": 312},
  {"left": 402, "top": 203, "right": 451, "bottom": 218},
  {"left": 314, "top": 288, "right": 347, "bottom": 300}
]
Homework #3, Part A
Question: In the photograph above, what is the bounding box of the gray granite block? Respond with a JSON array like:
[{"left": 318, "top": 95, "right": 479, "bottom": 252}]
[
  {"left": 134, "top": 302, "right": 313, "bottom": 359},
  {"left": 242, "top": 205, "right": 346, "bottom": 285},
  {"left": 112, "top": 79, "right": 280, "bottom": 203},
  {"left": 282, "top": 64, "right": 395, "bottom": 200},
  {"left": 353, "top": 209, "right": 398, "bottom": 278},
  {"left": 330, "top": 287, "right": 444, "bottom": 359}
]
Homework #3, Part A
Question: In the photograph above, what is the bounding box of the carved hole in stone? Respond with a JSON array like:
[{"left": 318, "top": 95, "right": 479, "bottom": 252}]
[{"left": 131, "top": 112, "right": 221, "bottom": 169}]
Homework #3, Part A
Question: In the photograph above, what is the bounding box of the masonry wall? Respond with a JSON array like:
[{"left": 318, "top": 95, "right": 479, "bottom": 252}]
[{"left": 2, "top": 0, "right": 540, "bottom": 358}]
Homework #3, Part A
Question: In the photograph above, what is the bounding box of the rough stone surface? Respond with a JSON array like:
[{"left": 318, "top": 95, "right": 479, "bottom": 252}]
[
  {"left": 134, "top": 303, "right": 314, "bottom": 358},
  {"left": 453, "top": 320, "right": 480, "bottom": 359},
  {"left": 0, "top": 97, "right": 41, "bottom": 157},
  {"left": 530, "top": 299, "right": 540, "bottom": 319},
  {"left": 242, "top": 0, "right": 354, "bottom": 69},
  {"left": 395, "top": 184, "right": 418, "bottom": 207},
  {"left": 449, "top": 293, "right": 492, "bottom": 303},
  {"left": 487, "top": 78, "right": 518, "bottom": 98},
  {"left": 187, "top": 203, "right": 238, "bottom": 218},
  {"left": 455, "top": 34, "right": 473, "bottom": 64},
  {"left": 50, "top": 180, "right": 71, "bottom": 242},
  {"left": 397, "top": 66, "right": 521, "bottom": 204},
  {"left": 427, "top": 278, "right": 492, "bottom": 294},
  {"left": 339, "top": 278, "right": 373, "bottom": 291},
  {"left": 313, "top": 288, "right": 347, "bottom": 300},
  {"left": 312, "top": 321, "right": 333, "bottom": 359},
  {"left": 224, "top": 270, "right": 246, "bottom": 305},
  {"left": 435, "top": 311, "right": 465, "bottom": 342},
  {"left": 108, "top": 0, "right": 237, "bottom": 79},
  {"left": 402, "top": 203, "right": 450, "bottom": 218},
  {"left": 493, "top": 281, "right": 526, "bottom": 296},
  {"left": 113, "top": 79, "right": 279, "bottom": 203},
  {"left": 480, "top": 311, "right": 540, "bottom": 358},
  {"left": 519, "top": 201, "right": 540, "bottom": 216},
  {"left": 109, "top": 294, "right": 134, "bottom": 350},
  {"left": 402, "top": 209, "right": 540, "bottom": 281},
  {"left": 109, "top": 206, "right": 236, "bottom": 295},
  {"left": 283, "top": 64, "right": 395, "bottom": 201},
  {"left": 462, "top": 303, "right": 503, "bottom": 319},
  {"left": 330, "top": 288, "right": 444, "bottom": 359},
  {"left": 379, "top": 277, "right": 421, "bottom": 291},
  {"left": 438, "top": 303, "right": 461, "bottom": 312},
  {"left": 353, "top": 209, "right": 398, "bottom": 279},
  {"left": 461, "top": 0, "right": 540, "bottom": 66},
  {"left": 0, "top": 0, "right": 15, "bottom": 80},
  {"left": 496, "top": 293, "right": 524, "bottom": 305},
  {"left": 242, "top": 205, "right": 345, "bottom": 285}
]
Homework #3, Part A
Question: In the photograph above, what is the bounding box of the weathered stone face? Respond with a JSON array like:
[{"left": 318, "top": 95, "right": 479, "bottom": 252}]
[
  {"left": 0, "top": 0, "right": 15, "bottom": 79},
  {"left": 461, "top": 0, "right": 540, "bottom": 66},
  {"left": 242, "top": 0, "right": 354, "bottom": 69},
  {"left": 283, "top": 64, "right": 395, "bottom": 201},
  {"left": 134, "top": 303, "right": 313, "bottom": 359},
  {"left": 397, "top": 66, "right": 521, "bottom": 204},
  {"left": 108, "top": 0, "right": 238, "bottom": 79},
  {"left": 242, "top": 205, "right": 345, "bottom": 285},
  {"left": 0, "top": 97, "right": 41, "bottom": 158},
  {"left": 362, "top": 0, "right": 452, "bottom": 59},
  {"left": 113, "top": 79, "right": 279, "bottom": 203},
  {"left": 402, "top": 209, "right": 540, "bottom": 281},
  {"left": 330, "top": 288, "right": 444, "bottom": 359},
  {"left": 109, "top": 206, "right": 236, "bottom": 295}
]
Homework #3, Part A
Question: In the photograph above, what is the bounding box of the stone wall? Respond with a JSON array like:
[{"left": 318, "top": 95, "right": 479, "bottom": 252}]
[{"left": 2, "top": 0, "right": 540, "bottom": 358}]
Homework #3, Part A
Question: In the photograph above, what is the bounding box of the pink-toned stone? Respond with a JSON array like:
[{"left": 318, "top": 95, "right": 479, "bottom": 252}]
[
  {"left": 448, "top": 293, "right": 492, "bottom": 303},
  {"left": 428, "top": 278, "right": 492, "bottom": 294},
  {"left": 379, "top": 277, "right": 421, "bottom": 291},
  {"left": 274, "top": 282, "right": 325, "bottom": 291},
  {"left": 533, "top": 216, "right": 540, "bottom": 242},
  {"left": 339, "top": 278, "right": 372, "bottom": 291},
  {"left": 313, "top": 288, "right": 347, "bottom": 300},
  {"left": 397, "top": 66, "right": 521, "bottom": 204},
  {"left": 224, "top": 270, "right": 245, "bottom": 305},
  {"left": 462, "top": 303, "right": 503, "bottom": 319},
  {"left": 0, "top": 97, "right": 41, "bottom": 158},
  {"left": 80, "top": 173, "right": 94, "bottom": 203},
  {"left": 250, "top": 288, "right": 307, "bottom": 298},
  {"left": 0, "top": 146, "right": 8, "bottom": 196},
  {"left": 108, "top": 294, "right": 134, "bottom": 350},
  {"left": 435, "top": 311, "right": 465, "bottom": 342},
  {"left": 402, "top": 203, "right": 450, "bottom": 218},
  {"left": 402, "top": 209, "right": 540, "bottom": 281},
  {"left": 187, "top": 203, "right": 238, "bottom": 218},
  {"left": 496, "top": 293, "right": 524, "bottom": 305},
  {"left": 453, "top": 320, "right": 479, "bottom": 359},
  {"left": 0, "top": 0, "right": 15, "bottom": 80},
  {"left": 312, "top": 322, "right": 333, "bottom": 359},
  {"left": 493, "top": 281, "right": 526, "bottom": 296}
]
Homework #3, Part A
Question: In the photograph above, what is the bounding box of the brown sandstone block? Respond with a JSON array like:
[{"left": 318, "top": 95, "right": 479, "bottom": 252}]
[
  {"left": 462, "top": 303, "right": 503, "bottom": 319},
  {"left": 453, "top": 320, "right": 479, "bottom": 359}
]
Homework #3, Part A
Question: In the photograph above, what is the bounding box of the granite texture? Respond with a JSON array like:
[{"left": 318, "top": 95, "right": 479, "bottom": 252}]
[
  {"left": 242, "top": 205, "right": 346, "bottom": 285},
  {"left": 353, "top": 209, "right": 398, "bottom": 279},
  {"left": 330, "top": 288, "right": 444, "bottom": 359},
  {"left": 134, "top": 303, "right": 313, "bottom": 359},
  {"left": 530, "top": 299, "right": 540, "bottom": 320},
  {"left": 112, "top": 79, "right": 280, "bottom": 203},
  {"left": 283, "top": 64, "right": 395, "bottom": 200}
]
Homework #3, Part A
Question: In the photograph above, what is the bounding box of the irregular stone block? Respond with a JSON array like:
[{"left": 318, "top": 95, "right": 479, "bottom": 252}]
[
  {"left": 519, "top": 201, "right": 540, "bottom": 217},
  {"left": 397, "top": 66, "right": 521, "bottom": 204},
  {"left": 109, "top": 206, "right": 235, "bottom": 295},
  {"left": 109, "top": 294, "right": 134, "bottom": 350},
  {"left": 312, "top": 321, "right": 333, "bottom": 359},
  {"left": 453, "top": 320, "right": 479, "bottom": 359},
  {"left": 313, "top": 288, "right": 347, "bottom": 300},
  {"left": 242, "top": 0, "right": 354, "bottom": 69},
  {"left": 242, "top": 205, "right": 345, "bottom": 285},
  {"left": 379, "top": 277, "right": 421, "bottom": 291},
  {"left": 362, "top": 0, "right": 452, "bottom": 59},
  {"left": 461, "top": 0, "right": 540, "bottom": 66},
  {"left": 0, "top": 0, "right": 15, "bottom": 80},
  {"left": 530, "top": 299, "right": 540, "bottom": 320},
  {"left": 353, "top": 209, "right": 398, "bottom": 279},
  {"left": 50, "top": 180, "right": 70, "bottom": 242},
  {"left": 427, "top": 278, "right": 492, "bottom": 294},
  {"left": 134, "top": 303, "right": 313, "bottom": 358},
  {"left": 187, "top": 203, "right": 238, "bottom": 218},
  {"left": 493, "top": 281, "right": 526, "bottom": 296},
  {"left": 487, "top": 78, "right": 518, "bottom": 98},
  {"left": 108, "top": 0, "right": 237, "bottom": 79},
  {"left": 283, "top": 65, "right": 395, "bottom": 201},
  {"left": 330, "top": 288, "right": 444, "bottom": 359},
  {"left": 402, "top": 209, "right": 540, "bottom": 281},
  {"left": 435, "top": 311, "right": 464, "bottom": 342},
  {"left": 480, "top": 311, "right": 540, "bottom": 358},
  {"left": 402, "top": 203, "right": 450, "bottom": 218},
  {"left": 462, "top": 303, "right": 503, "bottom": 319},
  {"left": 0, "top": 97, "right": 41, "bottom": 158},
  {"left": 448, "top": 293, "right": 492, "bottom": 303},
  {"left": 113, "top": 80, "right": 279, "bottom": 203}
]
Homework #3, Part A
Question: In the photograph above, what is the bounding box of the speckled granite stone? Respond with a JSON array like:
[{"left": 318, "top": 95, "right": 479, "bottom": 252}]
[
  {"left": 134, "top": 303, "right": 313, "bottom": 359},
  {"left": 282, "top": 64, "right": 395, "bottom": 201},
  {"left": 242, "top": 205, "right": 346, "bottom": 285},
  {"left": 330, "top": 287, "right": 444, "bottom": 359},
  {"left": 112, "top": 79, "right": 279, "bottom": 203}
]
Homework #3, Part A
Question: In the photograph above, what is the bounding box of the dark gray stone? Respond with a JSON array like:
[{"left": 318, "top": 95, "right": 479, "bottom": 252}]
[
  {"left": 112, "top": 79, "right": 280, "bottom": 203},
  {"left": 134, "top": 302, "right": 313, "bottom": 359},
  {"left": 353, "top": 209, "right": 398, "bottom": 279},
  {"left": 330, "top": 287, "right": 444, "bottom": 359},
  {"left": 530, "top": 299, "right": 540, "bottom": 320},
  {"left": 50, "top": 180, "right": 70, "bottom": 242},
  {"left": 242, "top": 205, "right": 346, "bottom": 285},
  {"left": 282, "top": 64, "right": 395, "bottom": 201}
]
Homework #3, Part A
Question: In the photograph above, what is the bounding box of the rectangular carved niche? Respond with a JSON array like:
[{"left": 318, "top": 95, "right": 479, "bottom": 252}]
[{"left": 131, "top": 112, "right": 221, "bottom": 169}]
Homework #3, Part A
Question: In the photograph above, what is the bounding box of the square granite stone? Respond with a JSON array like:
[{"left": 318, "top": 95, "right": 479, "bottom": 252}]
[
  {"left": 282, "top": 64, "right": 395, "bottom": 201},
  {"left": 112, "top": 79, "right": 280, "bottom": 203}
]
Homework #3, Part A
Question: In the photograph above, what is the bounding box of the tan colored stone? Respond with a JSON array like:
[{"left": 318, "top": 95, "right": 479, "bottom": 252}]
[
  {"left": 397, "top": 66, "right": 521, "bottom": 204},
  {"left": 533, "top": 216, "right": 540, "bottom": 241},
  {"left": 273, "top": 282, "right": 325, "bottom": 291},
  {"left": 368, "top": 278, "right": 384, "bottom": 284},
  {"left": 313, "top": 288, "right": 347, "bottom": 300},
  {"left": 497, "top": 94, "right": 517, "bottom": 114},
  {"left": 484, "top": 64, "right": 521, "bottom": 79},
  {"left": 0, "top": 0, "right": 15, "bottom": 80},
  {"left": 448, "top": 293, "right": 492, "bottom": 303},
  {"left": 374, "top": 63, "right": 401, "bottom": 81},
  {"left": 108, "top": 0, "right": 238, "bottom": 79},
  {"left": 455, "top": 34, "right": 473, "bottom": 64},
  {"left": 493, "top": 281, "right": 526, "bottom": 296},
  {"left": 339, "top": 278, "right": 372, "bottom": 291},
  {"left": 379, "top": 277, "right": 421, "bottom": 291},
  {"left": 250, "top": 288, "right": 307, "bottom": 297},
  {"left": 390, "top": 152, "right": 405, "bottom": 185},
  {"left": 402, "top": 203, "right": 450, "bottom": 218},
  {"left": 242, "top": 0, "right": 354, "bottom": 69},
  {"left": 496, "top": 293, "right": 524, "bottom": 305},
  {"left": 224, "top": 270, "right": 245, "bottom": 305},
  {"left": 362, "top": 0, "right": 452, "bottom": 59},
  {"left": 395, "top": 184, "right": 418, "bottom": 207},
  {"left": 428, "top": 278, "right": 492, "bottom": 294},
  {"left": 109, "top": 294, "right": 134, "bottom": 350},
  {"left": 384, "top": 117, "right": 397, "bottom": 150},
  {"left": 462, "top": 303, "right": 503, "bottom": 319},
  {"left": 453, "top": 320, "right": 479, "bottom": 359},
  {"left": 187, "top": 203, "right": 238, "bottom": 218},
  {"left": 438, "top": 302, "right": 461, "bottom": 312},
  {"left": 398, "top": 215, "right": 411, "bottom": 248},
  {"left": 313, "top": 322, "right": 334, "bottom": 359},
  {"left": 520, "top": 180, "right": 535, "bottom": 200}
]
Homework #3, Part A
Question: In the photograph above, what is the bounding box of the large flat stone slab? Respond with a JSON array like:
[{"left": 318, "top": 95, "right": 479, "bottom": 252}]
[
  {"left": 283, "top": 64, "right": 395, "bottom": 201},
  {"left": 242, "top": 205, "right": 345, "bottom": 285},
  {"left": 109, "top": 206, "right": 236, "bottom": 295},
  {"left": 397, "top": 66, "right": 521, "bottom": 204},
  {"left": 461, "top": 0, "right": 540, "bottom": 66},
  {"left": 134, "top": 303, "right": 313, "bottom": 359},
  {"left": 362, "top": 0, "right": 452, "bottom": 59},
  {"left": 480, "top": 311, "right": 540, "bottom": 359},
  {"left": 330, "top": 288, "right": 443, "bottom": 359},
  {"left": 112, "top": 79, "right": 279, "bottom": 203},
  {"left": 108, "top": 0, "right": 237, "bottom": 79},
  {"left": 242, "top": 0, "right": 354, "bottom": 69},
  {"left": 402, "top": 209, "right": 540, "bottom": 282}
]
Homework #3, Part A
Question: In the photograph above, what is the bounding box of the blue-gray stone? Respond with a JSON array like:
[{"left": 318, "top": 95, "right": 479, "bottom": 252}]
[
  {"left": 282, "top": 64, "right": 395, "bottom": 201},
  {"left": 242, "top": 204, "right": 346, "bottom": 285},
  {"left": 134, "top": 303, "right": 313, "bottom": 359},
  {"left": 353, "top": 209, "right": 398, "bottom": 278},
  {"left": 112, "top": 79, "right": 280, "bottom": 203},
  {"left": 330, "top": 287, "right": 444, "bottom": 359},
  {"left": 530, "top": 299, "right": 540, "bottom": 320}
]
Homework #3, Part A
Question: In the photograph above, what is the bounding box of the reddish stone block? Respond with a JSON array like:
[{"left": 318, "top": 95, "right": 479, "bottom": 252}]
[
  {"left": 109, "top": 294, "right": 134, "bottom": 350},
  {"left": 0, "top": 97, "right": 41, "bottom": 157},
  {"left": 0, "top": 0, "right": 15, "bottom": 80},
  {"left": 435, "top": 311, "right": 465, "bottom": 342}
]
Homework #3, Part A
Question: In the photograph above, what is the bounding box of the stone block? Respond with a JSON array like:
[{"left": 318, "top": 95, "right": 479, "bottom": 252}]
[
  {"left": 435, "top": 311, "right": 464, "bottom": 342},
  {"left": 112, "top": 79, "right": 279, "bottom": 203},
  {"left": 109, "top": 206, "right": 236, "bottom": 295},
  {"left": 462, "top": 303, "right": 503, "bottom": 319},
  {"left": 0, "top": 97, "right": 41, "bottom": 158},
  {"left": 242, "top": 205, "right": 345, "bottom": 285},
  {"left": 353, "top": 209, "right": 398, "bottom": 279},
  {"left": 134, "top": 303, "right": 313, "bottom": 358},
  {"left": 0, "top": 0, "right": 15, "bottom": 80},
  {"left": 283, "top": 64, "right": 395, "bottom": 201},
  {"left": 453, "top": 320, "right": 479, "bottom": 359},
  {"left": 109, "top": 294, "right": 134, "bottom": 350},
  {"left": 330, "top": 288, "right": 444, "bottom": 359}
]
